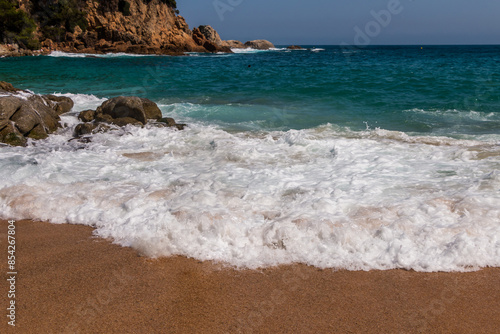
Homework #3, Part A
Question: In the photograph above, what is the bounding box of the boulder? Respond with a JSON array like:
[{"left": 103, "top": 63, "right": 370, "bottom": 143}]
[
  {"left": 0, "top": 82, "right": 74, "bottom": 146},
  {"left": 95, "top": 113, "right": 114, "bottom": 123},
  {"left": 43, "top": 95, "right": 74, "bottom": 115},
  {"left": 140, "top": 98, "right": 162, "bottom": 120},
  {"left": 0, "top": 121, "right": 26, "bottom": 146},
  {"left": 0, "top": 96, "right": 24, "bottom": 120},
  {"left": 97, "top": 96, "right": 147, "bottom": 124},
  {"left": 244, "top": 40, "right": 275, "bottom": 50},
  {"left": 78, "top": 109, "right": 96, "bottom": 123},
  {"left": 9, "top": 106, "right": 42, "bottom": 135},
  {"left": 111, "top": 117, "right": 144, "bottom": 127},
  {"left": 96, "top": 96, "right": 162, "bottom": 124},
  {"left": 74, "top": 123, "right": 96, "bottom": 137},
  {"left": 287, "top": 45, "right": 304, "bottom": 50},
  {"left": 26, "top": 95, "right": 61, "bottom": 132}
]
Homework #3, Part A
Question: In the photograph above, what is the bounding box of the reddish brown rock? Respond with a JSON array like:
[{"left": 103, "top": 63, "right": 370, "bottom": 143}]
[
  {"left": 244, "top": 40, "right": 275, "bottom": 50},
  {"left": 0, "top": 81, "right": 21, "bottom": 93},
  {"left": 221, "top": 40, "right": 245, "bottom": 49}
]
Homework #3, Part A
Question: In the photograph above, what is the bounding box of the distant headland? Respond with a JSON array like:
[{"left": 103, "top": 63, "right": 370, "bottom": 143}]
[{"left": 0, "top": 0, "right": 275, "bottom": 57}]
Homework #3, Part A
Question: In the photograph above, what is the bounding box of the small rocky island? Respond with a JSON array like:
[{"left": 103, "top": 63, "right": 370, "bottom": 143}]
[{"left": 0, "top": 81, "right": 184, "bottom": 146}]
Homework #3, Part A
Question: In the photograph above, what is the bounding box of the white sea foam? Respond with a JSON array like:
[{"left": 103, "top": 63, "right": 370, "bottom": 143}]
[
  {"left": 52, "top": 93, "right": 107, "bottom": 112},
  {"left": 405, "top": 108, "right": 500, "bottom": 122},
  {"left": 230, "top": 47, "right": 290, "bottom": 54},
  {"left": 48, "top": 51, "right": 157, "bottom": 58},
  {"left": 230, "top": 48, "right": 269, "bottom": 54},
  {"left": 0, "top": 97, "right": 499, "bottom": 271}
]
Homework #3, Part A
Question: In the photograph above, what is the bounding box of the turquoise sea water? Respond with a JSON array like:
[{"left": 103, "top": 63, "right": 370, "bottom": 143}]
[
  {"left": 2, "top": 45, "right": 499, "bottom": 135},
  {"left": 1, "top": 46, "right": 499, "bottom": 271}
]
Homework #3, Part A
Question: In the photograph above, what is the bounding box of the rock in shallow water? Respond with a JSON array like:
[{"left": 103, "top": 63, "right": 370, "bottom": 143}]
[
  {"left": 96, "top": 96, "right": 162, "bottom": 125},
  {"left": 0, "top": 82, "right": 74, "bottom": 146},
  {"left": 244, "top": 40, "right": 275, "bottom": 50},
  {"left": 74, "top": 96, "right": 187, "bottom": 138}
]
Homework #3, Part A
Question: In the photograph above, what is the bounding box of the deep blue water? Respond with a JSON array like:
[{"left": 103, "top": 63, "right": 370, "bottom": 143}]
[{"left": 1, "top": 45, "right": 499, "bottom": 135}]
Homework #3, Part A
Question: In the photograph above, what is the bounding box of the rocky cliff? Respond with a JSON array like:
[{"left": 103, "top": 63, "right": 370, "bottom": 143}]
[{"left": 1, "top": 0, "right": 230, "bottom": 55}]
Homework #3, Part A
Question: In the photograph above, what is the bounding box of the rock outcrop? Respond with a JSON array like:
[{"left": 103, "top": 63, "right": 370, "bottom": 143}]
[
  {"left": 244, "top": 40, "right": 275, "bottom": 50},
  {"left": 0, "top": 1, "right": 281, "bottom": 56},
  {"left": 1, "top": 0, "right": 232, "bottom": 56},
  {"left": 287, "top": 45, "right": 304, "bottom": 50},
  {"left": 74, "top": 96, "right": 186, "bottom": 137},
  {"left": 192, "top": 26, "right": 231, "bottom": 53},
  {"left": 0, "top": 82, "right": 74, "bottom": 146},
  {"left": 197, "top": 25, "right": 223, "bottom": 46},
  {"left": 0, "top": 44, "right": 37, "bottom": 57},
  {"left": 219, "top": 39, "right": 275, "bottom": 51},
  {"left": 80, "top": 0, "right": 214, "bottom": 54},
  {"left": 220, "top": 40, "right": 246, "bottom": 49}
]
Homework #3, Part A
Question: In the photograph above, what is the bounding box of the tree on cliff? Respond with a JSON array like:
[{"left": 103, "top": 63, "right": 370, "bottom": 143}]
[
  {"left": 0, "top": 0, "right": 39, "bottom": 49},
  {"left": 31, "top": 0, "right": 88, "bottom": 42}
]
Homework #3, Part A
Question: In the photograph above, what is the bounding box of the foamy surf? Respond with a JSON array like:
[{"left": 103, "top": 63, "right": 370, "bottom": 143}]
[
  {"left": 230, "top": 48, "right": 270, "bottom": 54},
  {"left": 48, "top": 51, "right": 158, "bottom": 58},
  {"left": 0, "top": 97, "right": 499, "bottom": 271}
]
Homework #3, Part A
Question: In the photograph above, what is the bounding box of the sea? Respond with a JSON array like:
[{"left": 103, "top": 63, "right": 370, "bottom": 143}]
[{"left": 1, "top": 45, "right": 499, "bottom": 271}]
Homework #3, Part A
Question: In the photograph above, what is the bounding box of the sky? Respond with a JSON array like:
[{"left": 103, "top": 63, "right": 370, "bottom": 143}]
[{"left": 177, "top": 0, "right": 500, "bottom": 45}]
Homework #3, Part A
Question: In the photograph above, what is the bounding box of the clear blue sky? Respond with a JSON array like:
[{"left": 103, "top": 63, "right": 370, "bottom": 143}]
[{"left": 177, "top": 0, "right": 500, "bottom": 45}]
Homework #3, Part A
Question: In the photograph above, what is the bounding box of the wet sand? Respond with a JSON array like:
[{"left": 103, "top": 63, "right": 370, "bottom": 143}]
[{"left": 1, "top": 219, "right": 500, "bottom": 333}]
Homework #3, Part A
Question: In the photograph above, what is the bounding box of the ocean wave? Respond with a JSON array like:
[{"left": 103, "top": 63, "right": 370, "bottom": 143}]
[
  {"left": 52, "top": 93, "right": 108, "bottom": 112},
  {"left": 230, "top": 48, "right": 271, "bottom": 54},
  {"left": 404, "top": 108, "right": 500, "bottom": 122},
  {"left": 1, "top": 101, "right": 499, "bottom": 271},
  {"left": 48, "top": 51, "right": 158, "bottom": 58}
]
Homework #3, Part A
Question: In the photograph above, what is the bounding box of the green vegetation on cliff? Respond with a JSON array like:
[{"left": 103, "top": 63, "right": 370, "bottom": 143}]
[
  {"left": 0, "top": 0, "right": 39, "bottom": 49},
  {"left": 32, "top": 0, "right": 87, "bottom": 42},
  {"left": 1, "top": 0, "right": 182, "bottom": 52}
]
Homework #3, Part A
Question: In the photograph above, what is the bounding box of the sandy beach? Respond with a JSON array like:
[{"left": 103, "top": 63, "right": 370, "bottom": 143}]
[{"left": 1, "top": 218, "right": 500, "bottom": 333}]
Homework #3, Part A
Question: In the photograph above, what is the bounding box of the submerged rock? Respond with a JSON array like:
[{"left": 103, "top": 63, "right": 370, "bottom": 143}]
[{"left": 158, "top": 117, "right": 186, "bottom": 130}]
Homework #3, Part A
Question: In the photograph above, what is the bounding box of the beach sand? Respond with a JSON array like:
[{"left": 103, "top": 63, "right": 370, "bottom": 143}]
[{"left": 1, "top": 219, "right": 500, "bottom": 333}]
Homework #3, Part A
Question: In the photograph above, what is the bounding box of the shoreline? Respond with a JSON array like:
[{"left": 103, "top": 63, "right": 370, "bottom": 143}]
[{"left": 1, "top": 219, "right": 500, "bottom": 333}]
